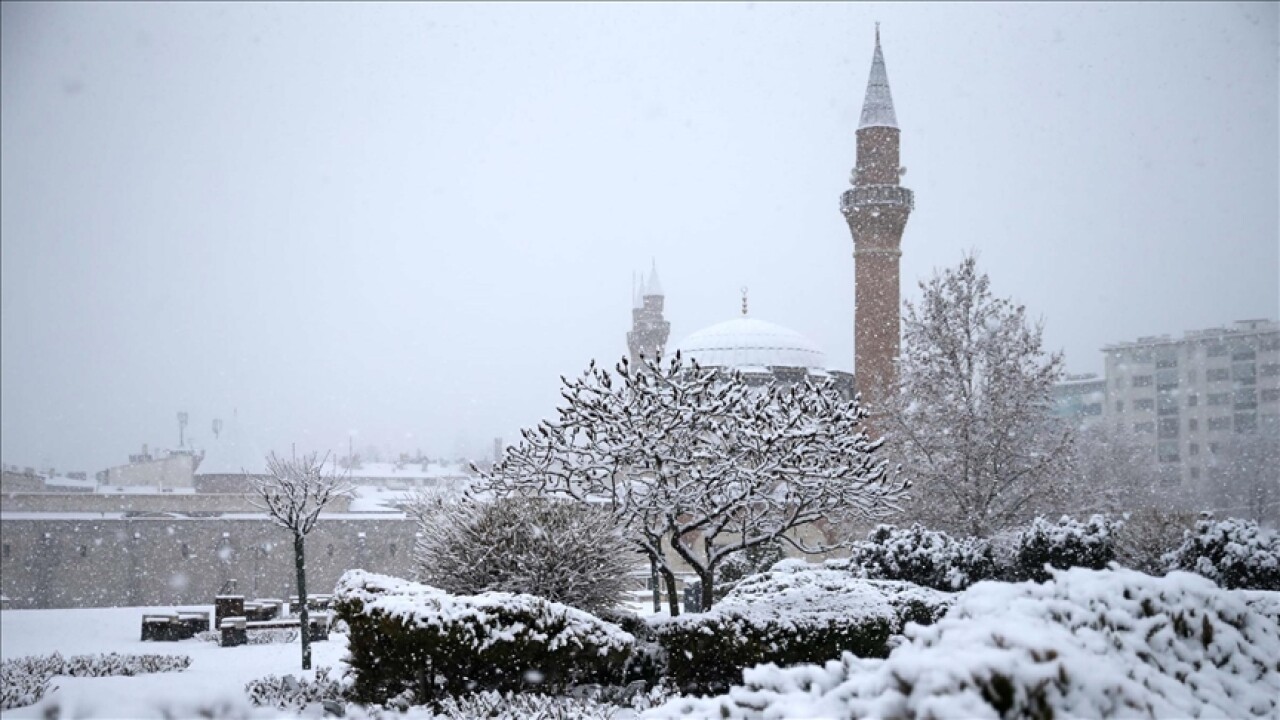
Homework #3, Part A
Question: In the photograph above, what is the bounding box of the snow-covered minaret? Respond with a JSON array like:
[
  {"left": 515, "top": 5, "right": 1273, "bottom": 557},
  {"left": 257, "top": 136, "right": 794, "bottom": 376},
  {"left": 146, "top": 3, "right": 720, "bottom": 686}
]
[
  {"left": 841, "top": 24, "right": 913, "bottom": 413},
  {"left": 627, "top": 261, "right": 670, "bottom": 368}
]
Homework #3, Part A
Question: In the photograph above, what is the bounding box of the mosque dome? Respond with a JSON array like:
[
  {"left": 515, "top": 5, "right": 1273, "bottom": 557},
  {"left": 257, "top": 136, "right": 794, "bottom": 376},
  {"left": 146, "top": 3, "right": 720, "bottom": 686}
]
[{"left": 675, "top": 317, "right": 828, "bottom": 371}]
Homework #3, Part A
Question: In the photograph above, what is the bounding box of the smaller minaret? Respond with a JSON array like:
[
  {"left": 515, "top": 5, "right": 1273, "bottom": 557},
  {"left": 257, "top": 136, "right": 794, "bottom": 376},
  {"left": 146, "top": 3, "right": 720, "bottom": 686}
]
[{"left": 627, "top": 261, "right": 671, "bottom": 368}]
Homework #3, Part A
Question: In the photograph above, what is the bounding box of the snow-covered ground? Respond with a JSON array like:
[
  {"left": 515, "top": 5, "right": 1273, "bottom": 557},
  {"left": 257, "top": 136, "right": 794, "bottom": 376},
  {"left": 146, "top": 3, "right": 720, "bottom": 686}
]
[{"left": 0, "top": 605, "right": 347, "bottom": 718}]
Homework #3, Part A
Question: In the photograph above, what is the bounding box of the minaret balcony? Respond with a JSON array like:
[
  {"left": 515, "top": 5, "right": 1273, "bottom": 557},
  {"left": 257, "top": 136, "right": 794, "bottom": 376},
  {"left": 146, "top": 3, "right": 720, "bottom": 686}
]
[{"left": 840, "top": 185, "right": 914, "bottom": 215}]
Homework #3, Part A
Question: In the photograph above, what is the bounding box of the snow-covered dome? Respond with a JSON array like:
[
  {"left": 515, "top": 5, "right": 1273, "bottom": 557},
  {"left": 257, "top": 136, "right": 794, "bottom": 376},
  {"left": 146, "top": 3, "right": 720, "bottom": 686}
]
[{"left": 675, "top": 317, "right": 828, "bottom": 370}]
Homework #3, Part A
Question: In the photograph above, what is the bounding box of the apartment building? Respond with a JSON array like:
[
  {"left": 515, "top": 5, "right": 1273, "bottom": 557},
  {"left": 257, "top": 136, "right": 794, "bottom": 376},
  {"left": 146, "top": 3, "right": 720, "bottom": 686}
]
[{"left": 1102, "top": 319, "right": 1280, "bottom": 490}]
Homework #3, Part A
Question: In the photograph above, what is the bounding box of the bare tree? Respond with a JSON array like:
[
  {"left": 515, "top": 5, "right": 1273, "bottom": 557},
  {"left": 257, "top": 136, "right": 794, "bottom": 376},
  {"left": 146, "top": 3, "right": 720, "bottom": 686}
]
[
  {"left": 886, "top": 255, "right": 1074, "bottom": 537},
  {"left": 250, "top": 451, "right": 352, "bottom": 669},
  {"left": 479, "top": 353, "right": 906, "bottom": 614}
]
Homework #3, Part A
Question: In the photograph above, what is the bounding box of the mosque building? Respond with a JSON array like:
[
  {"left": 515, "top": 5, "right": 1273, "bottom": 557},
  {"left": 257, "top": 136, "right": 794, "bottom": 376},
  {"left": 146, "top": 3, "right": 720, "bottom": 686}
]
[{"left": 627, "top": 27, "right": 911, "bottom": 409}]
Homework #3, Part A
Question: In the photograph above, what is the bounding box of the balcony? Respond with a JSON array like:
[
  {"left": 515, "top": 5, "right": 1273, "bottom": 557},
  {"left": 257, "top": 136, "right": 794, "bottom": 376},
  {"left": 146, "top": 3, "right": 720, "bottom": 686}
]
[{"left": 841, "top": 185, "right": 915, "bottom": 214}]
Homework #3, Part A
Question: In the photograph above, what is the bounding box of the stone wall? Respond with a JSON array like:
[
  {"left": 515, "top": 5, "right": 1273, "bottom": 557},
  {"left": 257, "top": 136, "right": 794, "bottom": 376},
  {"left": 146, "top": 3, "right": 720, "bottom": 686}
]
[
  {"left": 0, "top": 515, "right": 417, "bottom": 609},
  {"left": 0, "top": 492, "right": 351, "bottom": 514}
]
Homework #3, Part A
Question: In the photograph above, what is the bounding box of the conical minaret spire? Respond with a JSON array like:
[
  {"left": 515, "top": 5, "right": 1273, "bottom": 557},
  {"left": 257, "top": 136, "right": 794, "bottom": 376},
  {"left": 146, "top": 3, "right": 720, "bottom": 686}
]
[
  {"left": 859, "top": 22, "right": 898, "bottom": 130},
  {"left": 841, "top": 25, "right": 913, "bottom": 417}
]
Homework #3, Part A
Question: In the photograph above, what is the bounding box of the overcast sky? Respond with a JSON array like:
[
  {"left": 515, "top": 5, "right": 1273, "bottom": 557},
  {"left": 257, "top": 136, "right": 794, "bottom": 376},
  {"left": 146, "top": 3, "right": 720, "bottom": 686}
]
[{"left": 2, "top": 2, "right": 1276, "bottom": 473}]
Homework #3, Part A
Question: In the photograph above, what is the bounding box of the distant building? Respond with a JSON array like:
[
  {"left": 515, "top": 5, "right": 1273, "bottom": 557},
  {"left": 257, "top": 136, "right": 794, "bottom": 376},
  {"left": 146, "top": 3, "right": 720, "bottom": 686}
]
[
  {"left": 1051, "top": 373, "right": 1106, "bottom": 428},
  {"left": 1102, "top": 319, "right": 1280, "bottom": 489},
  {"left": 102, "top": 446, "right": 199, "bottom": 491},
  {"left": 627, "top": 262, "right": 671, "bottom": 367}
]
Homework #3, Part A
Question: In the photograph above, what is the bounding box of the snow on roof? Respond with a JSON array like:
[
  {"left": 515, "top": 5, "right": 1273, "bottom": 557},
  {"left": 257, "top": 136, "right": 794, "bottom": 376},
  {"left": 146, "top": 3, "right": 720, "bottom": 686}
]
[
  {"left": 346, "top": 461, "right": 470, "bottom": 480},
  {"left": 676, "top": 316, "right": 828, "bottom": 370},
  {"left": 43, "top": 476, "right": 97, "bottom": 490},
  {"left": 858, "top": 26, "right": 899, "bottom": 130}
]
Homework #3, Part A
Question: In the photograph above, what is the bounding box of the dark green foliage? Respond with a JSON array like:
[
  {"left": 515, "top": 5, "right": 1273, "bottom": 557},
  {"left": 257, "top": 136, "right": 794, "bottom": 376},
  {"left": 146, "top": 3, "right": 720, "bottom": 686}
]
[
  {"left": 335, "top": 572, "right": 634, "bottom": 705},
  {"left": 1165, "top": 515, "right": 1280, "bottom": 591},
  {"left": 1014, "top": 515, "right": 1117, "bottom": 582},
  {"left": 713, "top": 539, "right": 786, "bottom": 602},
  {"left": 848, "top": 524, "right": 998, "bottom": 590},
  {"left": 654, "top": 608, "right": 895, "bottom": 694}
]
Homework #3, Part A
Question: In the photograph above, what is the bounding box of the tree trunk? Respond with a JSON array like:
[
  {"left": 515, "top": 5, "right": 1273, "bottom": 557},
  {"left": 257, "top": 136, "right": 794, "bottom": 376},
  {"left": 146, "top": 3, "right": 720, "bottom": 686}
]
[
  {"left": 649, "top": 555, "right": 661, "bottom": 613},
  {"left": 699, "top": 565, "right": 715, "bottom": 611},
  {"left": 661, "top": 567, "right": 680, "bottom": 616},
  {"left": 294, "top": 534, "right": 311, "bottom": 670}
]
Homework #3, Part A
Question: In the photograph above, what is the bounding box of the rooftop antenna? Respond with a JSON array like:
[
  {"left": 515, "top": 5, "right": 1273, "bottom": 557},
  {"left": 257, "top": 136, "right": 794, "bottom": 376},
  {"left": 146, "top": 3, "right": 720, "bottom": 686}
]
[
  {"left": 741, "top": 286, "right": 749, "bottom": 316},
  {"left": 212, "top": 418, "right": 223, "bottom": 440},
  {"left": 177, "top": 411, "right": 189, "bottom": 448}
]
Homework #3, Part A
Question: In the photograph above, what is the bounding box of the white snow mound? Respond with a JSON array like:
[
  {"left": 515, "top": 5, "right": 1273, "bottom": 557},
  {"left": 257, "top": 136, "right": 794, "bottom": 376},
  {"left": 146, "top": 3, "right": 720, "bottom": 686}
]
[{"left": 646, "top": 566, "right": 1280, "bottom": 719}]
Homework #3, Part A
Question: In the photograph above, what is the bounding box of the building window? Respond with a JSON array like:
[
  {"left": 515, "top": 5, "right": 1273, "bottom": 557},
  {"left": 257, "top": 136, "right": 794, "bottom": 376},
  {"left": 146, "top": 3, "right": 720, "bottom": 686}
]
[
  {"left": 1234, "top": 389, "right": 1257, "bottom": 411},
  {"left": 1187, "top": 394, "right": 1198, "bottom": 407},
  {"left": 1134, "top": 421, "right": 1155, "bottom": 433},
  {"left": 78, "top": 545, "right": 88, "bottom": 558},
  {"left": 1157, "top": 441, "right": 1180, "bottom": 463},
  {"left": 327, "top": 544, "right": 335, "bottom": 558},
  {"left": 1262, "top": 337, "right": 1280, "bottom": 351},
  {"left": 1133, "top": 375, "right": 1153, "bottom": 387},
  {"left": 1261, "top": 364, "right": 1280, "bottom": 378},
  {"left": 1115, "top": 401, "right": 1124, "bottom": 413},
  {"left": 1134, "top": 399, "right": 1155, "bottom": 411},
  {"left": 181, "top": 543, "right": 191, "bottom": 559},
  {"left": 1263, "top": 389, "right": 1280, "bottom": 403},
  {"left": 3, "top": 543, "right": 10, "bottom": 559},
  {"left": 1188, "top": 418, "right": 1198, "bottom": 432},
  {"left": 1209, "top": 442, "right": 1221, "bottom": 455},
  {"left": 1157, "top": 418, "right": 1179, "bottom": 438},
  {"left": 1189, "top": 466, "right": 1200, "bottom": 480},
  {"left": 1189, "top": 442, "right": 1199, "bottom": 456},
  {"left": 1235, "top": 413, "right": 1257, "bottom": 433},
  {"left": 1208, "top": 393, "right": 1230, "bottom": 406},
  {"left": 1208, "top": 417, "right": 1231, "bottom": 431},
  {"left": 1233, "top": 363, "right": 1257, "bottom": 385},
  {"left": 1207, "top": 344, "right": 1229, "bottom": 357},
  {"left": 1232, "top": 348, "right": 1256, "bottom": 362},
  {"left": 389, "top": 543, "right": 397, "bottom": 558},
  {"left": 1156, "top": 357, "right": 1178, "bottom": 369},
  {"left": 1206, "top": 368, "right": 1230, "bottom": 382}
]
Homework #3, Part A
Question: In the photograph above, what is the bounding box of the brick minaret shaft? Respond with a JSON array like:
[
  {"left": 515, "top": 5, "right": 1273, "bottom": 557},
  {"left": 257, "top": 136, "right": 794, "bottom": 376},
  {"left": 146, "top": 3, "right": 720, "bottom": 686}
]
[
  {"left": 627, "top": 261, "right": 670, "bottom": 368},
  {"left": 841, "top": 25, "right": 913, "bottom": 413}
]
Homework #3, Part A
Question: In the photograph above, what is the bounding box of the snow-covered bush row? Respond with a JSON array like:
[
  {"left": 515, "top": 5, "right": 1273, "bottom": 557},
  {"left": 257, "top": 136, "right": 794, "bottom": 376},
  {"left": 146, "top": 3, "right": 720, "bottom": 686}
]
[
  {"left": 334, "top": 570, "right": 635, "bottom": 704},
  {"left": 1165, "top": 514, "right": 1280, "bottom": 591},
  {"left": 0, "top": 652, "right": 192, "bottom": 710},
  {"left": 1013, "top": 514, "right": 1117, "bottom": 582},
  {"left": 845, "top": 523, "right": 997, "bottom": 590},
  {"left": 645, "top": 567, "right": 1280, "bottom": 719},
  {"left": 245, "top": 665, "right": 348, "bottom": 710},
  {"left": 651, "top": 562, "right": 952, "bottom": 693}
]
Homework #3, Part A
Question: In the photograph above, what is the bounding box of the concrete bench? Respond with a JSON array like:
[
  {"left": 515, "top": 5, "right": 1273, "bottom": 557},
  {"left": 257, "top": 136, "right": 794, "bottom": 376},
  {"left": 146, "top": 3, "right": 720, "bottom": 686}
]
[
  {"left": 141, "top": 610, "right": 210, "bottom": 641},
  {"left": 219, "top": 616, "right": 248, "bottom": 647},
  {"left": 247, "top": 614, "right": 330, "bottom": 641}
]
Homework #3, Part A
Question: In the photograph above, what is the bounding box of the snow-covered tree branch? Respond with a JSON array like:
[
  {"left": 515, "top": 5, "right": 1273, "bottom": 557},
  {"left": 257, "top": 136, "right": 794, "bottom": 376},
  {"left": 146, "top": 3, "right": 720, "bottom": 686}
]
[{"left": 478, "top": 352, "right": 907, "bottom": 614}]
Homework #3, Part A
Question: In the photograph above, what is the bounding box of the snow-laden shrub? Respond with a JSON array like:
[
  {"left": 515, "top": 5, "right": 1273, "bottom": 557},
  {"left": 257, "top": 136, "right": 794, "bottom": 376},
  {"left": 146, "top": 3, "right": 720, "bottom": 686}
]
[
  {"left": 845, "top": 523, "right": 997, "bottom": 590},
  {"left": 713, "top": 539, "right": 786, "bottom": 602},
  {"left": 335, "top": 570, "right": 635, "bottom": 704},
  {"left": 412, "top": 495, "right": 636, "bottom": 615},
  {"left": 594, "top": 607, "right": 667, "bottom": 687},
  {"left": 0, "top": 652, "right": 191, "bottom": 710},
  {"left": 651, "top": 564, "right": 952, "bottom": 694},
  {"left": 245, "top": 665, "right": 347, "bottom": 710},
  {"left": 1014, "top": 514, "right": 1117, "bottom": 582},
  {"left": 645, "top": 567, "right": 1280, "bottom": 719},
  {"left": 1165, "top": 514, "right": 1280, "bottom": 590}
]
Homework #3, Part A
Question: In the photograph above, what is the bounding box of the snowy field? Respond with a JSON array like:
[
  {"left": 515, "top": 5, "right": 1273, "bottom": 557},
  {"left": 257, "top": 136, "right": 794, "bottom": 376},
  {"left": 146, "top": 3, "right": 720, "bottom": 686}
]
[{"left": 0, "top": 605, "right": 348, "bottom": 718}]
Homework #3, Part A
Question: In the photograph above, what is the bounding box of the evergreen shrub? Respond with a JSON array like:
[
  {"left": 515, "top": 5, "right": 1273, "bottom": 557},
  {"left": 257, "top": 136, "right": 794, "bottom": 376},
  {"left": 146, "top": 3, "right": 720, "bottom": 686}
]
[
  {"left": 651, "top": 564, "right": 952, "bottom": 693},
  {"left": 334, "top": 570, "right": 635, "bottom": 704}
]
